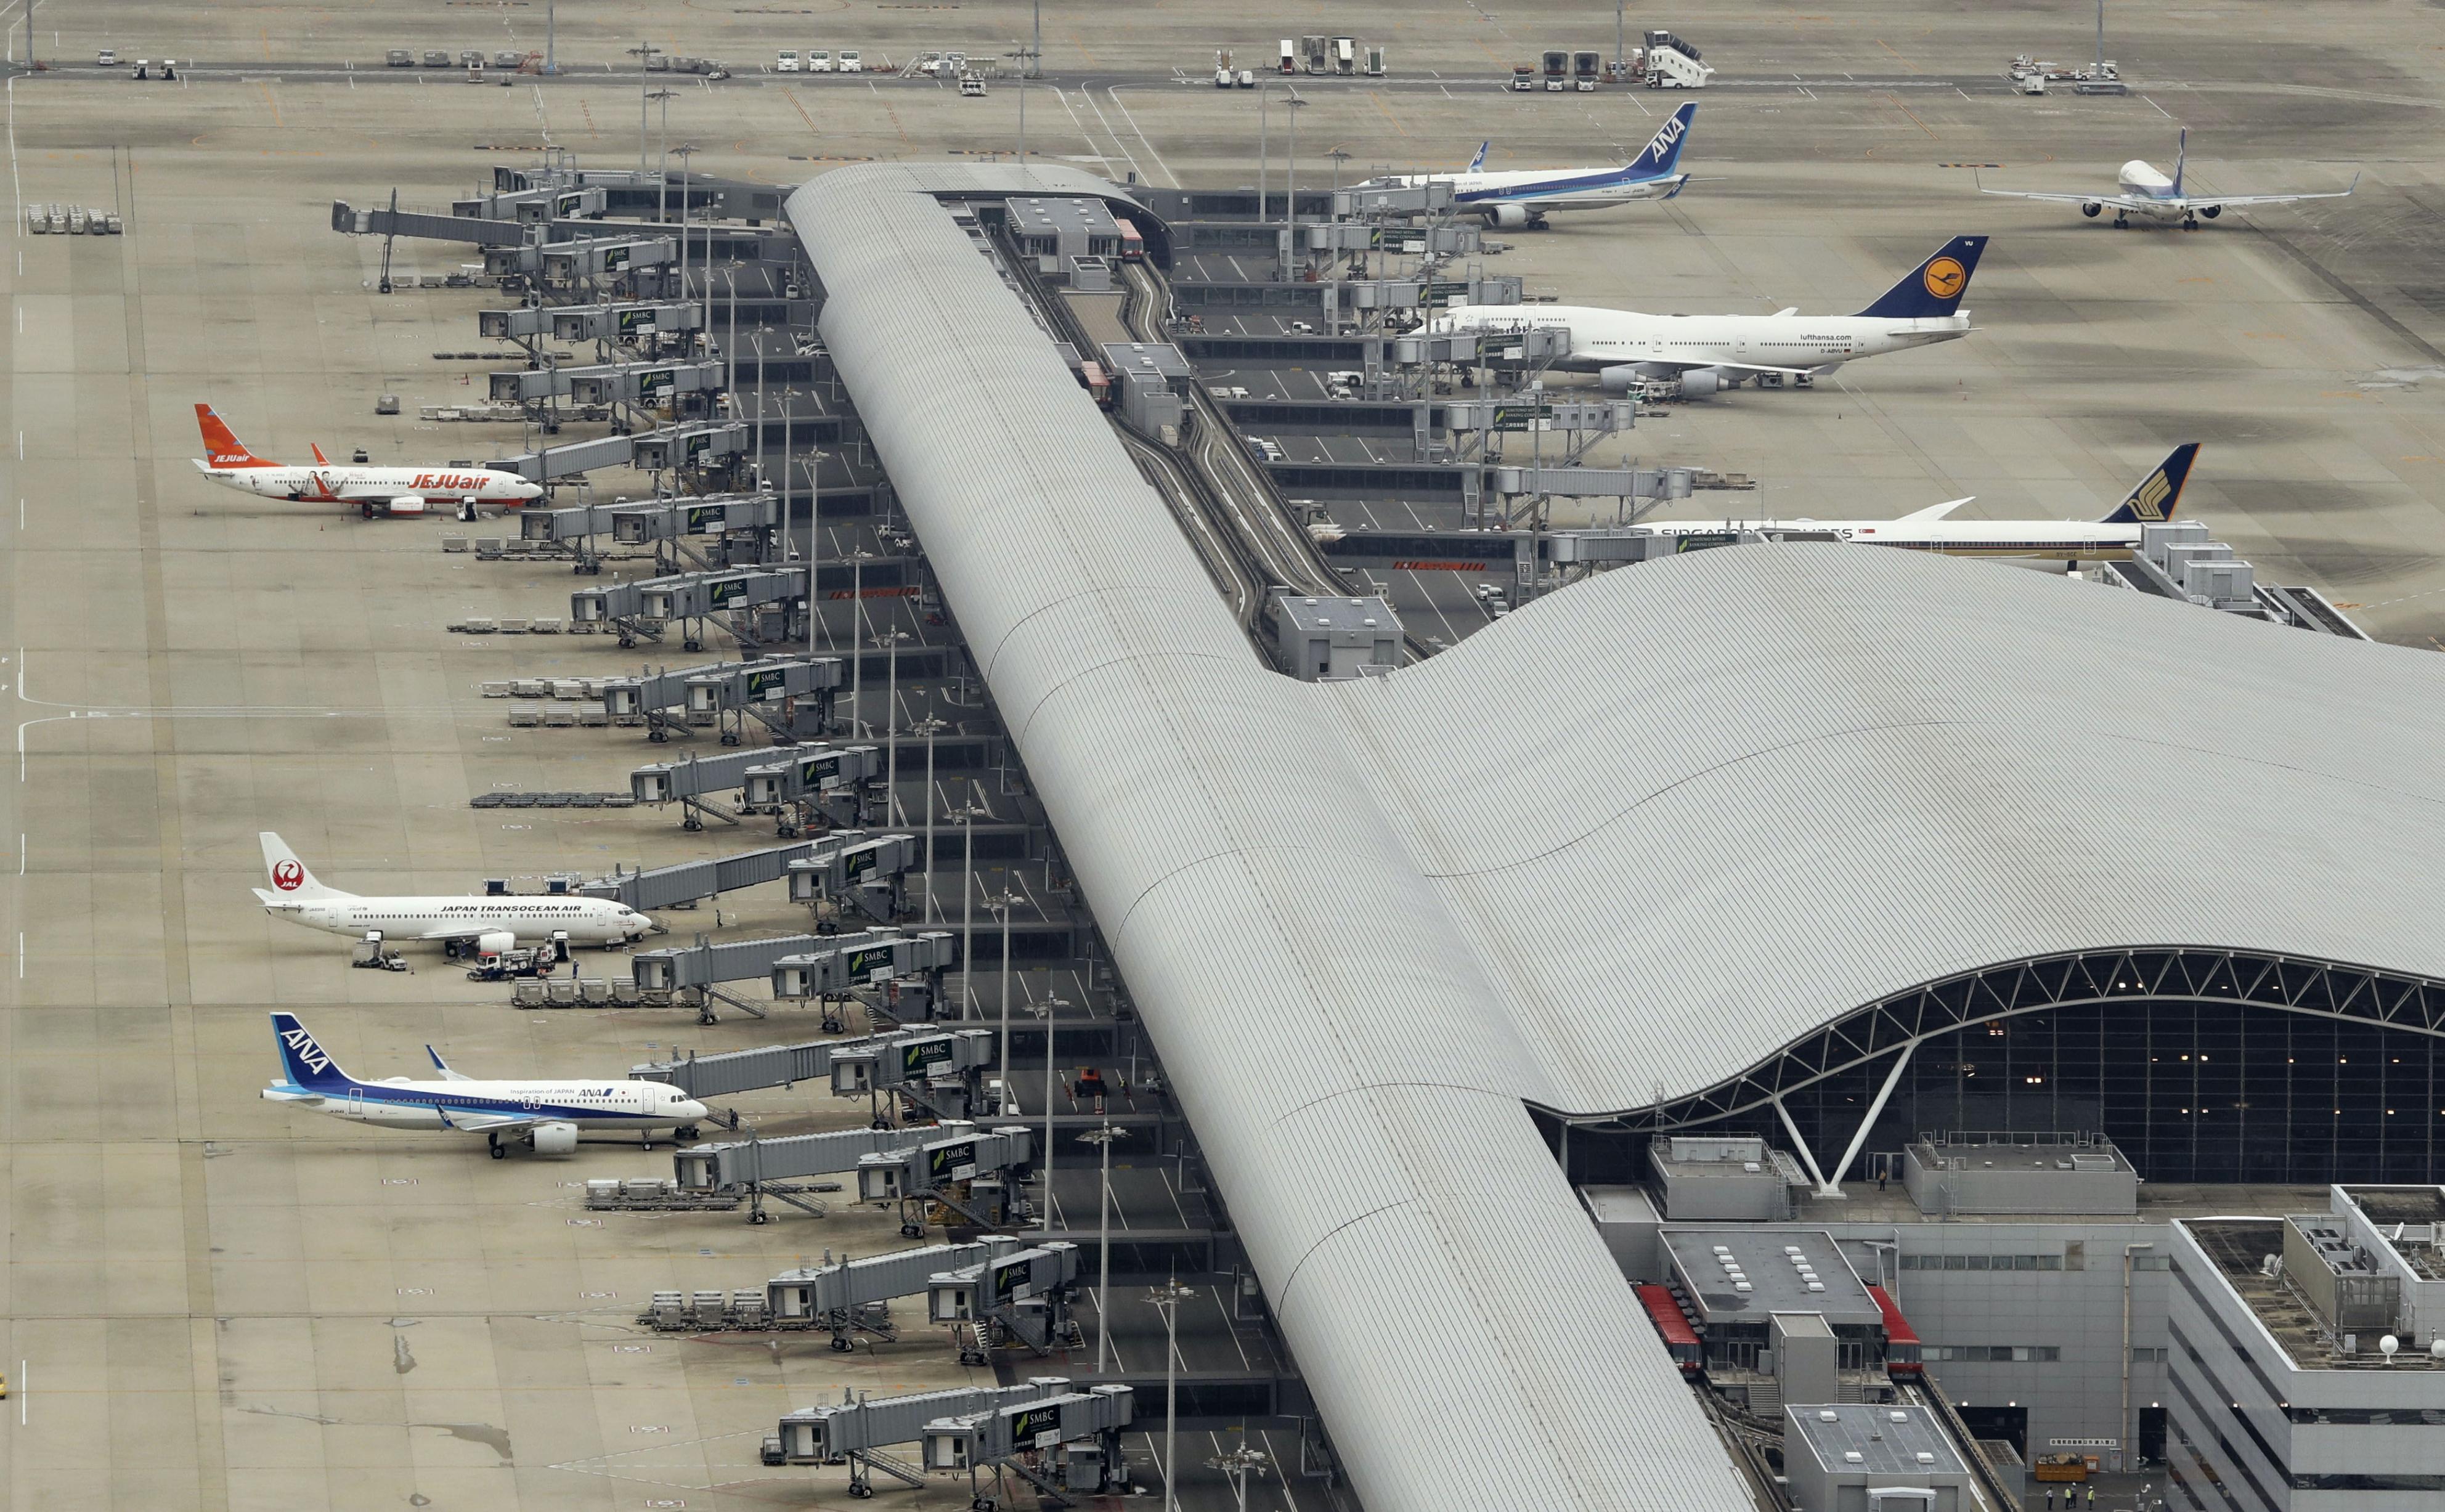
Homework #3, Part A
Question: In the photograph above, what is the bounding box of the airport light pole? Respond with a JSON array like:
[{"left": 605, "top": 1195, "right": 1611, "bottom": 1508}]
[
  {"left": 1078, "top": 1123, "right": 1127, "bottom": 1373},
  {"left": 1284, "top": 91, "right": 1308, "bottom": 277},
  {"left": 672, "top": 142, "right": 699, "bottom": 303},
  {"left": 629, "top": 44, "right": 663, "bottom": 174},
  {"left": 1006, "top": 44, "right": 1038, "bottom": 165},
  {"left": 872, "top": 628, "right": 909, "bottom": 820},
  {"left": 647, "top": 89, "right": 677, "bottom": 221},
  {"left": 1147, "top": 1277, "right": 1197, "bottom": 1511},
  {"left": 908, "top": 715, "right": 946, "bottom": 921},
  {"left": 985, "top": 885, "right": 1020, "bottom": 1107},
  {"left": 1206, "top": 1446, "right": 1271, "bottom": 1512},
  {"left": 1258, "top": 86, "right": 1269, "bottom": 226},
  {"left": 952, "top": 797, "right": 990, "bottom": 1021},
  {"left": 844, "top": 548, "right": 875, "bottom": 734},
  {"left": 1028, "top": 996, "right": 1070, "bottom": 1234}
]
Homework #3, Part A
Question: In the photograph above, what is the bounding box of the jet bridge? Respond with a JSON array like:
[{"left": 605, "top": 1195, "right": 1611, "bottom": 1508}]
[
  {"left": 926, "top": 1239, "right": 1084, "bottom": 1357},
  {"left": 921, "top": 1381, "right": 1133, "bottom": 1506},
  {"left": 769, "top": 1380, "right": 1061, "bottom": 1494},
  {"left": 572, "top": 565, "right": 816, "bottom": 652},
  {"left": 787, "top": 832, "right": 922, "bottom": 925},
  {"left": 643, "top": 1237, "right": 1009, "bottom": 1347},
  {"left": 549, "top": 301, "right": 706, "bottom": 344},
  {"left": 488, "top": 359, "right": 722, "bottom": 407},
  {"left": 675, "top": 1118, "right": 1031, "bottom": 1226},
  {"left": 519, "top": 491, "right": 784, "bottom": 575},
  {"left": 580, "top": 837, "right": 823, "bottom": 912},
  {"left": 484, "top": 421, "right": 747, "bottom": 486},
  {"left": 633, "top": 1023, "right": 993, "bottom": 1112},
  {"left": 599, "top": 654, "right": 842, "bottom": 744},
  {"left": 630, "top": 742, "right": 882, "bottom": 832}
]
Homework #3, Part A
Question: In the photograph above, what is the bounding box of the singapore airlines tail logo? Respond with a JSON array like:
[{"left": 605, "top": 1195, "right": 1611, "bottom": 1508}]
[{"left": 2129, "top": 467, "right": 2174, "bottom": 522}]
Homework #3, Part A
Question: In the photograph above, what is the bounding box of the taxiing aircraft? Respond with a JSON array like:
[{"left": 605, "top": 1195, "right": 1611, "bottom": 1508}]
[
  {"left": 1433, "top": 235, "right": 1987, "bottom": 396},
  {"left": 1640, "top": 444, "right": 2202, "bottom": 562},
  {"left": 1977, "top": 129, "right": 2357, "bottom": 230},
  {"left": 261, "top": 1013, "right": 709, "bottom": 1157},
  {"left": 253, "top": 832, "right": 653, "bottom": 955},
  {"left": 192, "top": 402, "right": 543, "bottom": 515},
  {"left": 1357, "top": 102, "right": 1698, "bottom": 228}
]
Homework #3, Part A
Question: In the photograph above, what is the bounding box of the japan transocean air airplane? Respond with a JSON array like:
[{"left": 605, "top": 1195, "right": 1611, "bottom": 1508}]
[
  {"left": 1356, "top": 102, "right": 1698, "bottom": 228},
  {"left": 1977, "top": 129, "right": 2358, "bottom": 230},
  {"left": 192, "top": 402, "right": 543, "bottom": 515},
  {"left": 1638, "top": 444, "right": 2202, "bottom": 562},
  {"left": 1434, "top": 235, "right": 1987, "bottom": 396},
  {"left": 262, "top": 1013, "right": 709, "bottom": 1157},
  {"left": 253, "top": 832, "right": 653, "bottom": 956}
]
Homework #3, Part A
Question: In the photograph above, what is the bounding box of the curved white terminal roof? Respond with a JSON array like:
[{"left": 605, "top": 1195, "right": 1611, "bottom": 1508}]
[{"left": 788, "top": 162, "right": 2445, "bottom": 1509}]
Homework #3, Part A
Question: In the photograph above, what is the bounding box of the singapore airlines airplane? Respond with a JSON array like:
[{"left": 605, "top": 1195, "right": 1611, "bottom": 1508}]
[
  {"left": 253, "top": 832, "right": 653, "bottom": 956},
  {"left": 1640, "top": 444, "right": 2201, "bottom": 562},
  {"left": 1434, "top": 236, "right": 1987, "bottom": 396},
  {"left": 262, "top": 1013, "right": 710, "bottom": 1157},
  {"left": 192, "top": 402, "right": 543, "bottom": 515},
  {"left": 1356, "top": 102, "right": 1698, "bottom": 228},
  {"left": 1978, "top": 129, "right": 2358, "bottom": 230}
]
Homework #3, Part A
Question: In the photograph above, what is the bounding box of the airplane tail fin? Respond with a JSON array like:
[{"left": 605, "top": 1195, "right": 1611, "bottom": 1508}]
[
  {"left": 1855, "top": 235, "right": 1989, "bottom": 320},
  {"left": 2173, "top": 126, "right": 2187, "bottom": 198},
  {"left": 269, "top": 1012, "right": 353, "bottom": 1092},
  {"left": 2099, "top": 443, "right": 2200, "bottom": 525},
  {"left": 259, "top": 832, "right": 350, "bottom": 901},
  {"left": 1624, "top": 102, "right": 1698, "bottom": 181},
  {"left": 310, "top": 442, "right": 330, "bottom": 466},
  {"left": 1467, "top": 139, "right": 1489, "bottom": 174},
  {"left": 196, "top": 403, "right": 277, "bottom": 469}
]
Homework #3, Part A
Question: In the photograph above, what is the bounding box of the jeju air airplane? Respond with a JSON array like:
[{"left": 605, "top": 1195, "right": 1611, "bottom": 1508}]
[{"left": 192, "top": 402, "right": 542, "bottom": 516}]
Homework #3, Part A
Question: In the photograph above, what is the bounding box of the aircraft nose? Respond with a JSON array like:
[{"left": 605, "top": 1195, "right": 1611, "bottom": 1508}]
[
  {"left": 678, "top": 1100, "right": 709, "bottom": 1123},
  {"left": 626, "top": 912, "right": 654, "bottom": 938}
]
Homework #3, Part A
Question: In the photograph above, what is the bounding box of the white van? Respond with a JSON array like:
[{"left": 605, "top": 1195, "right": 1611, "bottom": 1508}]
[
  {"left": 807, "top": 49, "right": 832, "bottom": 73},
  {"left": 776, "top": 49, "right": 800, "bottom": 72},
  {"left": 837, "top": 49, "right": 863, "bottom": 73}
]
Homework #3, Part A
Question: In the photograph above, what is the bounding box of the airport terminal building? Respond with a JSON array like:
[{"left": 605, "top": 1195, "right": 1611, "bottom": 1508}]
[{"left": 784, "top": 162, "right": 2445, "bottom": 1512}]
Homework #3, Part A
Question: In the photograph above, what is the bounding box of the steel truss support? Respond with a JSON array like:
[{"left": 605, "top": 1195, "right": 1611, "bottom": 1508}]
[{"left": 1570, "top": 948, "right": 2445, "bottom": 1135}]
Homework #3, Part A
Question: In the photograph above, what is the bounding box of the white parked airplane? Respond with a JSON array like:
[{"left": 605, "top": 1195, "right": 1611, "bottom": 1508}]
[
  {"left": 1356, "top": 102, "right": 1697, "bottom": 228},
  {"left": 1978, "top": 129, "right": 2358, "bottom": 230},
  {"left": 262, "top": 1013, "right": 709, "bottom": 1157},
  {"left": 1640, "top": 444, "right": 2201, "bottom": 561},
  {"left": 252, "top": 832, "right": 653, "bottom": 956},
  {"left": 1433, "top": 235, "right": 1988, "bottom": 396},
  {"left": 192, "top": 402, "right": 543, "bottom": 516}
]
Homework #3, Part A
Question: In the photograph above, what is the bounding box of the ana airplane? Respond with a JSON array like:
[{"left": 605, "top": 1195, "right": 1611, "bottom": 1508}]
[
  {"left": 192, "top": 402, "right": 543, "bottom": 516},
  {"left": 253, "top": 832, "right": 654, "bottom": 956},
  {"left": 1639, "top": 443, "right": 2202, "bottom": 562},
  {"left": 1978, "top": 129, "right": 2358, "bottom": 230},
  {"left": 261, "top": 1012, "right": 710, "bottom": 1157},
  {"left": 1433, "top": 235, "right": 1988, "bottom": 396},
  {"left": 1356, "top": 102, "right": 1698, "bottom": 228}
]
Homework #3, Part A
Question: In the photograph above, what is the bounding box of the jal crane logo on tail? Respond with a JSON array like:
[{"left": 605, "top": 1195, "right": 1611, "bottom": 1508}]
[
  {"left": 272, "top": 860, "right": 306, "bottom": 892},
  {"left": 1922, "top": 256, "right": 1967, "bottom": 300}
]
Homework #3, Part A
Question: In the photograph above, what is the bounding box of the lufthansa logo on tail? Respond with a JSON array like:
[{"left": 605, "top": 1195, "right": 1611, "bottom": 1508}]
[
  {"left": 2129, "top": 469, "right": 2174, "bottom": 521},
  {"left": 1922, "top": 256, "right": 1967, "bottom": 299}
]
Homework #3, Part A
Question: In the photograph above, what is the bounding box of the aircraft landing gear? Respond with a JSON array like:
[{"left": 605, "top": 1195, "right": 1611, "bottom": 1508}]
[
  {"left": 675, "top": 1124, "right": 700, "bottom": 1141},
  {"left": 487, "top": 1132, "right": 506, "bottom": 1160},
  {"left": 2183, "top": 214, "right": 2200, "bottom": 230},
  {"left": 2112, "top": 212, "right": 2130, "bottom": 229}
]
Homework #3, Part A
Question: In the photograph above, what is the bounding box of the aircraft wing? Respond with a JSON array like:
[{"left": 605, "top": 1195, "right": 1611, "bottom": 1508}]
[
  {"left": 413, "top": 923, "right": 511, "bottom": 942},
  {"left": 1977, "top": 187, "right": 2159, "bottom": 211},
  {"left": 1895, "top": 495, "right": 1975, "bottom": 523},
  {"left": 434, "top": 1105, "right": 541, "bottom": 1134},
  {"left": 2183, "top": 175, "right": 2359, "bottom": 211},
  {"left": 1645, "top": 358, "right": 1823, "bottom": 378}
]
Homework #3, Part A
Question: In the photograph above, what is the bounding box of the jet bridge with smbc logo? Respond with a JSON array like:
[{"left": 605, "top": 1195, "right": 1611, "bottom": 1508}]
[
  {"left": 629, "top": 925, "right": 896, "bottom": 1022},
  {"left": 767, "top": 1380, "right": 1060, "bottom": 1495},
  {"left": 488, "top": 359, "right": 721, "bottom": 407},
  {"left": 598, "top": 654, "right": 841, "bottom": 745},
  {"left": 573, "top": 565, "right": 816, "bottom": 651},
  {"left": 643, "top": 1237, "right": 1009, "bottom": 1349},
  {"left": 484, "top": 422, "right": 746, "bottom": 491},
  {"left": 771, "top": 932, "right": 959, "bottom": 1030},
  {"left": 629, "top": 742, "right": 882, "bottom": 833},
  {"left": 523, "top": 491, "right": 785, "bottom": 577},
  {"left": 927, "top": 1238, "right": 1084, "bottom": 1358},
  {"left": 922, "top": 1383, "right": 1134, "bottom": 1507},
  {"left": 788, "top": 831, "right": 922, "bottom": 926},
  {"left": 635, "top": 1023, "right": 994, "bottom": 1121},
  {"left": 675, "top": 1118, "right": 1031, "bottom": 1225}
]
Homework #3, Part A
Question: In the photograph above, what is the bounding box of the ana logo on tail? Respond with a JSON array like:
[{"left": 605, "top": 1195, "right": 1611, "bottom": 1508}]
[{"left": 280, "top": 1025, "right": 333, "bottom": 1076}]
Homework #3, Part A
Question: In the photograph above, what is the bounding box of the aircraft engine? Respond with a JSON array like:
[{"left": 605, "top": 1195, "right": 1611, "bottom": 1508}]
[
  {"left": 1487, "top": 203, "right": 1531, "bottom": 230},
  {"left": 2199, "top": 205, "right": 2221, "bottom": 219},
  {"left": 476, "top": 929, "right": 518, "bottom": 957},
  {"left": 1677, "top": 369, "right": 1723, "bottom": 397},
  {"left": 529, "top": 1121, "right": 579, "bottom": 1156},
  {"left": 1597, "top": 364, "right": 1644, "bottom": 394},
  {"left": 2080, "top": 202, "right": 2102, "bottom": 219},
  {"left": 385, "top": 494, "right": 428, "bottom": 516}
]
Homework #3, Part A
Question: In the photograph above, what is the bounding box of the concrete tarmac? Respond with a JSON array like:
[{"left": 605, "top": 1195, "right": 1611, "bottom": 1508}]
[{"left": 2, "top": 2, "right": 2441, "bottom": 1508}]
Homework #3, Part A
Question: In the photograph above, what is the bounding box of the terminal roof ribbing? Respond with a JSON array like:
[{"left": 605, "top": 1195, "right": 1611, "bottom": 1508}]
[
  {"left": 791, "top": 161, "right": 2445, "bottom": 1506},
  {"left": 790, "top": 162, "right": 1746, "bottom": 1512}
]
